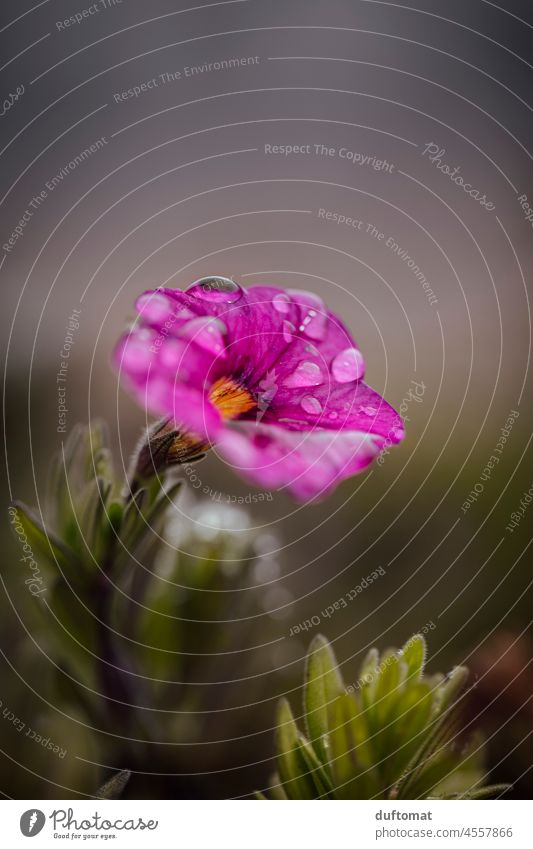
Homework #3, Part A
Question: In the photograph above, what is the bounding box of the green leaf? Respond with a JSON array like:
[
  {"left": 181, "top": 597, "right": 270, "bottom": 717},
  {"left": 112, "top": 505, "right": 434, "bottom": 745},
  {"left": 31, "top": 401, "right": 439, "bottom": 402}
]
[
  {"left": 374, "top": 652, "right": 403, "bottom": 721},
  {"left": 327, "top": 692, "right": 377, "bottom": 798},
  {"left": 370, "top": 652, "right": 409, "bottom": 764},
  {"left": 458, "top": 784, "right": 511, "bottom": 800},
  {"left": 434, "top": 666, "right": 469, "bottom": 715},
  {"left": 11, "top": 502, "right": 72, "bottom": 574},
  {"left": 358, "top": 647, "right": 380, "bottom": 687},
  {"left": 358, "top": 647, "right": 380, "bottom": 711},
  {"left": 385, "top": 682, "right": 434, "bottom": 781},
  {"left": 265, "top": 776, "right": 288, "bottom": 799},
  {"left": 395, "top": 706, "right": 464, "bottom": 799},
  {"left": 403, "top": 750, "right": 463, "bottom": 800},
  {"left": 304, "top": 635, "right": 344, "bottom": 759},
  {"left": 401, "top": 634, "right": 427, "bottom": 681},
  {"left": 295, "top": 735, "right": 336, "bottom": 798},
  {"left": 276, "top": 699, "right": 318, "bottom": 799},
  {"left": 96, "top": 769, "right": 131, "bottom": 799}
]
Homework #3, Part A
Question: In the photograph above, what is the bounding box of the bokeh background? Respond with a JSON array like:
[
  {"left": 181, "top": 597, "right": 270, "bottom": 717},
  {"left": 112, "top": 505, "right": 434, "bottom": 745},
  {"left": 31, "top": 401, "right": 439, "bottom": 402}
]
[{"left": 1, "top": 0, "right": 532, "bottom": 799}]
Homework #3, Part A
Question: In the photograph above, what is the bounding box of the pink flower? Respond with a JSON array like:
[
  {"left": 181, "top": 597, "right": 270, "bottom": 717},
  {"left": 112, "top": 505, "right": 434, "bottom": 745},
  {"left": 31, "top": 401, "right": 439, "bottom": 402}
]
[{"left": 114, "top": 278, "right": 404, "bottom": 501}]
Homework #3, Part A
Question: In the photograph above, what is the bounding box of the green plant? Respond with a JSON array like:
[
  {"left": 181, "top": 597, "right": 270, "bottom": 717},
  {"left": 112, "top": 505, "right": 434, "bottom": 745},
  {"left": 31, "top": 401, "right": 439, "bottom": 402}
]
[
  {"left": 259, "top": 634, "right": 509, "bottom": 800},
  {"left": 10, "top": 422, "right": 277, "bottom": 788}
]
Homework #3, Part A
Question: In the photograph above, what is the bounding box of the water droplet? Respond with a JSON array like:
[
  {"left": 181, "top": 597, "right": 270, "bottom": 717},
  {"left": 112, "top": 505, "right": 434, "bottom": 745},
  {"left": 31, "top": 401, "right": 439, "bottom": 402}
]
[
  {"left": 283, "top": 361, "right": 323, "bottom": 388},
  {"left": 273, "top": 293, "right": 291, "bottom": 314},
  {"left": 328, "top": 411, "right": 339, "bottom": 420},
  {"left": 359, "top": 405, "right": 378, "bottom": 416},
  {"left": 283, "top": 320, "right": 295, "bottom": 343},
  {"left": 179, "top": 316, "right": 227, "bottom": 354},
  {"left": 300, "top": 314, "right": 326, "bottom": 339},
  {"left": 331, "top": 347, "right": 365, "bottom": 383},
  {"left": 135, "top": 291, "right": 176, "bottom": 324},
  {"left": 278, "top": 417, "right": 308, "bottom": 426},
  {"left": 304, "top": 343, "right": 320, "bottom": 355},
  {"left": 301, "top": 395, "right": 322, "bottom": 415},
  {"left": 186, "top": 276, "right": 243, "bottom": 303},
  {"left": 289, "top": 289, "right": 327, "bottom": 340}
]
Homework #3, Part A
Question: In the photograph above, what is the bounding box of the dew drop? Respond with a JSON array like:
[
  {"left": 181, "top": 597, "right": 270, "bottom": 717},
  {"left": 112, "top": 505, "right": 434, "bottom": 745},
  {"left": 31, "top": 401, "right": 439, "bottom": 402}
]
[
  {"left": 186, "top": 276, "right": 243, "bottom": 303},
  {"left": 289, "top": 289, "right": 327, "bottom": 340},
  {"left": 300, "top": 395, "right": 323, "bottom": 415},
  {"left": 331, "top": 347, "right": 365, "bottom": 383},
  {"left": 359, "top": 405, "right": 378, "bottom": 416},
  {"left": 278, "top": 417, "right": 309, "bottom": 426},
  {"left": 283, "top": 361, "right": 323, "bottom": 388},
  {"left": 273, "top": 293, "right": 291, "bottom": 314},
  {"left": 135, "top": 292, "right": 176, "bottom": 324},
  {"left": 283, "top": 320, "right": 296, "bottom": 343},
  {"left": 179, "top": 316, "right": 227, "bottom": 355},
  {"left": 328, "top": 411, "right": 339, "bottom": 420}
]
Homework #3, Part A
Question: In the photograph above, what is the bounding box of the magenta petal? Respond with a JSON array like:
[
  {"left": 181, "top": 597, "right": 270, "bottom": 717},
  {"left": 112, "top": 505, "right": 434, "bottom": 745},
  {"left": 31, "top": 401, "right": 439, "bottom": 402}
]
[
  {"left": 216, "top": 422, "right": 385, "bottom": 501},
  {"left": 140, "top": 379, "right": 221, "bottom": 440},
  {"left": 181, "top": 285, "right": 302, "bottom": 386},
  {"left": 135, "top": 289, "right": 194, "bottom": 330},
  {"left": 114, "top": 327, "right": 159, "bottom": 377},
  {"left": 288, "top": 289, "right": 328, "bottom": 340},
  {"left": 260, "top": 380, "right": 405, "bottom": 443}
]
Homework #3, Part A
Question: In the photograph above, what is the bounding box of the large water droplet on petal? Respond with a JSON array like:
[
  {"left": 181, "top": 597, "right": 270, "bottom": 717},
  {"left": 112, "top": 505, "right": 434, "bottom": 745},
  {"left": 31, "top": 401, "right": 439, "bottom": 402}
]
[
  {"left": 179, "top": 316, "right": 227, "bottom": 355},
  {"left": 273, "top": 293, "right": 291, "bottom": 314},
  {"left": 283, "top": 361, "right": 323, "bottom": 388},
  {"left": 186, "top": 276, "right": 243, "bottom": 303},
  {"left": 331, "top": 347, "right": 365, "bottom": 383},
  {"left": 300, "top": 395, "right": 322, "bottom": 415},
  {"left": 135, "top": 291, "right": 177, "bottom": 324}
]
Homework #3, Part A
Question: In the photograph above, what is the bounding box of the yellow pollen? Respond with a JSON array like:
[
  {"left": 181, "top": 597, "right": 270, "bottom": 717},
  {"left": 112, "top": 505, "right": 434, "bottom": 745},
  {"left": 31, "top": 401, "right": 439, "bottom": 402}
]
[{"left": 209, "top": 376, "right": 256, "bottom": 420}]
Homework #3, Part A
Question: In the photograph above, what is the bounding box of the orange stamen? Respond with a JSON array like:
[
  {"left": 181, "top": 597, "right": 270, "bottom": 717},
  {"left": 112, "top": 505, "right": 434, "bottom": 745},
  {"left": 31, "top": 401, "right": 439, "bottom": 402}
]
[{"left": 209, "top": 376, "right": 256, "bottom": 420}]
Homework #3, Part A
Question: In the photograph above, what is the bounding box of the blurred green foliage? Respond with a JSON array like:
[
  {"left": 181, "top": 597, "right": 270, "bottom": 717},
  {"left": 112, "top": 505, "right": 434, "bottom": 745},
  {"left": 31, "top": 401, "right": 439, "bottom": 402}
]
[
  {"left": 3, "top": 422, "right": 282, "bottom": 797},
  {"left": 260, "top": 634, "right": 509, "bottom": 800}
]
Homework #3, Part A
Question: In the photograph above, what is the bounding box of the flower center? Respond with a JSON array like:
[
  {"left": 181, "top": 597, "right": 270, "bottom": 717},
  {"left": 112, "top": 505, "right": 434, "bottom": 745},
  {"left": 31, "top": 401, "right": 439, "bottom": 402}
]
[{"left": 209, "top": 376, "right": 256, "bottom": 420}]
